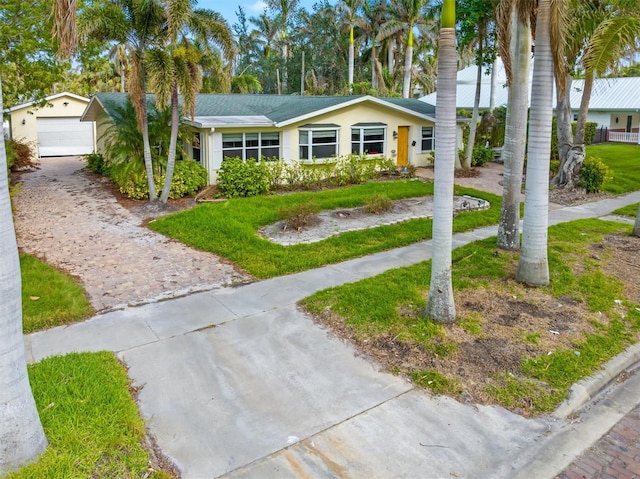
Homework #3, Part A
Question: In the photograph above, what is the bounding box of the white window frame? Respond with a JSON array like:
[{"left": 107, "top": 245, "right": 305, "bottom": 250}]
[
  {"left": 221, "top": 132, "right": 281, "bottom": 161},
  {"left": 299, "top": 126, "right": 339, "bottom": 161},
  {"left": 421, "top": 126, "right": 434, "bottom": 152},
  {"left": 351, "top": 125, "right": 386, "bottom": 156}
]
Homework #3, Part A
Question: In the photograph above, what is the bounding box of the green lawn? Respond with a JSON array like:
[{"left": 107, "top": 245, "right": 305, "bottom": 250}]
[
  {"left": 300, "top": 219, "right": 639, "bottom": 414},
  {"left": 587, "top": 143, "right": 640, "bottom": 194},
  {"left": 613, "top": 203, "right": 639, "bottom": 217},
  {"left": 7, "top": 352, "right": 172, "bottom": 479},
  {"left": 21, "top": 254, "right": 94, "bottom": 333},
  {"left": 149, "top": 180, "right": 502, "bottom": 278}
]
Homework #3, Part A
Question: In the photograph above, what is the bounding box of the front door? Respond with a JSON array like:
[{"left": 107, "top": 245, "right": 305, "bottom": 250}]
[
  {"left": 626, "top": 115, "right": 633, "bottom": 133},
  {"left": 397, "top": 126, "right": 409, "bottom": 167}
]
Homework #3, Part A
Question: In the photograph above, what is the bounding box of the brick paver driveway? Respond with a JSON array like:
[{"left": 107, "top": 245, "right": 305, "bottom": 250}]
[{"left": 13, "top": 156, "right": 247, "bottom": 312}]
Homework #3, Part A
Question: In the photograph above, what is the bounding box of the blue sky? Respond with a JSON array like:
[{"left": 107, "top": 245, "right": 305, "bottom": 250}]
[{"left": 197, "top": 0, "right": 321, "bottom": 28}]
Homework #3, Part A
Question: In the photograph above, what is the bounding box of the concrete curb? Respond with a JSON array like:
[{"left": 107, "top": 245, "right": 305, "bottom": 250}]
[{"left": 553, "top": 341, "right": 640, "bottom": 419}]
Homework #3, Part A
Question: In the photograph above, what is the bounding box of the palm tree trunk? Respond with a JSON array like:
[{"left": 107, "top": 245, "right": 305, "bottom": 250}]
[
  {"left": 402, "top": 30, "right": 413, "bottom": 98},
  {"left": 160, "top": 85, "right": 180, "bottom": 203},
  {"left": 425, "top": 0, "right": 456, "bottom": 324},
  {"left": 348, "top": 26, "right": 355, "bottom": 91},
  {"left": 553, "top": 75, "right": 574, "bottom": 184},
  {"left": 388, "top": 38, "right": 395, "bottom": 74},
  {"left": 516, "top": 0, "right": 554, "bottom": 286},
  {"left": 141, "top": 109, "right": 157, "bottom": 202},
  {"left": 371, "top": 43, "right": 378, "bottom": 88},
  {"left": 497, "top": 11, "right": 530, "bottom": 250},
  {"left": 0, "top": 82, "right": 47, "bottom": 475},
  {"left": 633, "top": 203, "right": 640, "bottom": 237},
  {"left": 574, "top": 70, "right": 594, "bottom": 146},
  {"left": 489, "top": 58, "right": 497, "bottom": 112},
  {"left": 464, "top": 35, "right": 484, "bottom": 169}
]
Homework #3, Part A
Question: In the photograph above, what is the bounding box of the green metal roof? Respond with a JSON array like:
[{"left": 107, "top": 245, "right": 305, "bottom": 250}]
[{"left": 83, "top": 92, "right": 440, "bottom": 126}]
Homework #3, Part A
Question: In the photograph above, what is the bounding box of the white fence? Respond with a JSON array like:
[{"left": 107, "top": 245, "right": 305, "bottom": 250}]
[{"left": 608, "top": 131, "right": 639, "bottom": 144}]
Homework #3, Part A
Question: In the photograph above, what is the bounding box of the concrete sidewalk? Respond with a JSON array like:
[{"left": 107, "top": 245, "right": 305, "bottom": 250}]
[{"left": 26, "top": 191, "right": 640, "bottom": 479}]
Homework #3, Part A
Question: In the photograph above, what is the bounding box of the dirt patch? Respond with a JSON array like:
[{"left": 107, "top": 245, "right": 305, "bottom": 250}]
[
  {"left": 307, "top": 232, "right": 639, "bottom": 416},
  {"left": 549, "top": 185, "right": 612, "bottom": 206}
]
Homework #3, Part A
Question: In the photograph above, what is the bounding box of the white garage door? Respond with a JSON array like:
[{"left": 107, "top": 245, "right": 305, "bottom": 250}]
[{"left": 36, "top": 117, "right": 94, "bottom": 157}]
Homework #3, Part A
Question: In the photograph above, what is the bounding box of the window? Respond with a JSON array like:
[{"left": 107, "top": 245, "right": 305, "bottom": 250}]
[
  {"left": 421, "top": 126, "right": 434, "bottom": 151},
  {"left": 299, "top": 126, "right": 339, "bottom": 160},
  {"left": 351, "top": 124, "right": 386, "bottom": 155},
  {"left": 222, "top": 132, "right": 280, "bottom": 160},
  {"left": 192, "top": 132, "right": 201, "bottom": 163}
]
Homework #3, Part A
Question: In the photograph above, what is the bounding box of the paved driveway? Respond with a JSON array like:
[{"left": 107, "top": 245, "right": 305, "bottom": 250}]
[{"left": 13, "top": 157, "right": 246, "bottom": 312}]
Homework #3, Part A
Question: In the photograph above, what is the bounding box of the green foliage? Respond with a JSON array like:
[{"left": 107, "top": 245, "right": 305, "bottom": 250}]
[
  {"left": 613, "top": 203, "right": 639, "bottom": 217},
  {"left": 471, "top": 146, "right": 493, "bottom": 167},
  {"left": 217, "top": 157, "right": 270, "bottom": 198},
  {"left": 277, "top": 202, "right": 320, "bottom": 231},
  {"left": 579, "top": 156, "right": 610, "bottom": 193},
  {"left": 9, "top": 353, "right": 172, "bottom": 478},
  {"left": 20, "top": 255, "right": 93, "bottom": 333},
  {"left": 549, "top": 160, "right": 561, "bottom": 176},
  {"left": 363, "top": 194, "right": 393, "bottom": 214},
  {"left": 411, "top": 370, "right": 462, "bottom": 395},
  {"left": 158, "top": 160, "right": 207, "bottom": 199},
  {"left": 85, "top": 153, "right": 107, "bottom": 175},
  {"left": 485, "top": 374, "right": 559, "bottom": 413},
  {"left": 5, "top": 138, "right": 35, "bottom": 171}
]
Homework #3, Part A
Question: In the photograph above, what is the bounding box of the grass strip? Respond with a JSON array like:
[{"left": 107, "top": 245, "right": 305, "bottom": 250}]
[
  {"left": 149, "top": 180, "right": 501, "bottom": 278},
  {"left": 300, "top": 219, "right": 637, "bottom": 413},
  {"left": 7, "top": 352, "right": 171, "bottom": 479},
  {"left": 612, "top": 203, "right": 638, "bottom": 217},
  {"left": 21, "top": 255, "right": 93, "bottom": 333}
]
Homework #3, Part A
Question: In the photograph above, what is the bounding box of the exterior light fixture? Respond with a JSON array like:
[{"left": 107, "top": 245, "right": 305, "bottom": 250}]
[{"left": 393, "top": 131, "right": 398, "bottom": 139}]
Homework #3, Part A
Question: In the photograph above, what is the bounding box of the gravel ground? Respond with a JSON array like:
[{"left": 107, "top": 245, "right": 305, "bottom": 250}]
[{"left": 12, "top": 157, "right": 247, "bottom": 312}]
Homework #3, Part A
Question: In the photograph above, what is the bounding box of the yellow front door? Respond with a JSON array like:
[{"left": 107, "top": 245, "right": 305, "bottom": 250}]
[{"left": 396, "top": 126, "right": 409, "bottom": 167}]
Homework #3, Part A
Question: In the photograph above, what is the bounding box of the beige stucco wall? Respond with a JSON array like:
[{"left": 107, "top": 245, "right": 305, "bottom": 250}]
[{"left": 10, "top": 94, "right": 94, "bottom": 157}]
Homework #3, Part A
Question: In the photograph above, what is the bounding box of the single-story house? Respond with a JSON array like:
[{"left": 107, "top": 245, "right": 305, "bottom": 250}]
[
  {"left": 420, "top": 59, "right": 640, "bottom": 139},
  {"left": 81, "top": 92, "right": 466, "bottom": 184},
  {"left": 7, "top": 92, "right": 96, "bottom": 157}
]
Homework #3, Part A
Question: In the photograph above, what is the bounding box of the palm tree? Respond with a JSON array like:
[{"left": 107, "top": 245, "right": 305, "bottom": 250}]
[
  {"left": 516, "top": 0, "right": 566, "bottom": 286},
  {"left": 150, "top": 3, "right": 234, "bottom": 203},
  {"left": 360, "top": 0, "right": 387, "bottom": 89},
  {"left": 0, "top": 85, "right": 48, "bottom": 476},
  {"left": 79, "top": 0, "right": 165, "bottom": 201},
  {"left": 633, "top": 204, "right": 640, "bottom": 237},
  {"left": 337, "top": 0, "right": 363, "bottom": 91},
  {"left": 377, "top": 0, "right": 428, "bottom": 98},
  {"left": 267, "top": 0, "right": 299, "bottom": 92},
  {"left": 425, "top": 0, "right": 456, "bottom": 324},
  {"left": 109, "top": 43, "right": 129, "bottom": 92},
  {"left": 496, "top": 0, "right": 532, "bottom": 250}
]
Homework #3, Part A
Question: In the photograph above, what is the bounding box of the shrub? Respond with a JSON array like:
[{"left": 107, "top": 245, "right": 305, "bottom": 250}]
[
  {"left": 363, "top": 194, "right": 393, "bottom": 214},
  {"left": 85, "top": 153, "right": 107, "bottom": 175},
  {"left": 550, "top": 160, "right": 561, "bottom": 176},
  {"left": 277, "top": 202, "right": 319, "bottom": 231},
  {"left": 579, "top": 156, "right": 610, "bottom": 193},
  {"left": 160, "top": 160, "right": 207, "bottom": 199},
  {"left": 472, "top": 146, "right": 493, "bottom": 167},
  {"left": 217, "top": 157, "right": 270, "bottom": 198},
  {"left": 5, "top": 138, "right": 35, "bottom": 171}
]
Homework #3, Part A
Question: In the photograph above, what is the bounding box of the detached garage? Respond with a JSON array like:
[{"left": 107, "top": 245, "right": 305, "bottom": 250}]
[{"left": 8, "top": 92, "right": 95, "bottom": 158}]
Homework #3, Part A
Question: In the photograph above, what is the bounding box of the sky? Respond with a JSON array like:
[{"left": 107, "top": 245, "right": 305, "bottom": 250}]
[{"left": 197, "top": 0, "right": 322, "bottom": 28}]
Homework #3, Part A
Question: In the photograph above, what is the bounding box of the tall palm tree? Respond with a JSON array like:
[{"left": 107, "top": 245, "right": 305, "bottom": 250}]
[
  {"left": 337, "top": 0, "right": 363, "bottom": 91},
  {"left": 633, "top": 204, "right": 640, "bottom": 237},
  {"left": 516, "top": 0, "right": 566, "bottom": 286},
  {"left": 377, "top": 0, "right": 427, "bottom": 98},
  {"left": 0, "top": 85, "right": 48, "bottom": 476},
  {"left": 79, "top": 0, "right": 165, "bottom": 201},
  {"left": 267, "top": 0, "right": 299, "bottom": 92},
  {"left": 425, "top": 0, "right": 456, "bottom": 324},
  {"left": 108, "top": 43, "right": 129, "bottom": 92},
  {"left": 360, "top": 0, "right": 387, "bottom": 89},
  {"left": 496, "top": 0, "right": 532, "bottom": 250},
  {"left": 150, "top": 3, "right": 234, "bottom": 203}
]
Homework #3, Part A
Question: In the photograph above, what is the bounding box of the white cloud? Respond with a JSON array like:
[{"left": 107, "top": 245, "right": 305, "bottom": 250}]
[{"left": 247, "top": 0, "right": 267, "bottom": 12}]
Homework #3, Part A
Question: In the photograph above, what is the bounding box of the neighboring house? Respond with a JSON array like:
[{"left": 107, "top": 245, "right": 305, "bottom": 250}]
[
  {"left": 420, "top": 59, "right": 640, "bottom": 142},
  {"left": 81, "top": 92, "right": 467, "bottom": 184},
  {"left": 7, "top": 92, "right": 96, "bottom": 157}
]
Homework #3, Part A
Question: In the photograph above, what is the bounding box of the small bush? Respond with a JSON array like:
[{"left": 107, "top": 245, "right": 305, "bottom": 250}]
[
  {"left": 85, "top": 153, "right": 107, "bottom": 175},
  {"left": 472, "top": 146, "right": 493, "bottom": 167},
  {"left": 160, "top": 160, "right": 208, "bottom": 199},
  {"left": 363, "top": 194, "right": 393, "bottom": 214},
  {"left": 217, "top": 157, "right": 270, "bottom": 198},
  {"left": 5, "top": 138, "right": 35, "bottom": 171},
  {"left": 117, "top": 171, "right": 152, "bottom": 199},
  {"left": 277, "top": 202, "right": 320, "bottom": 231},
  {"left": 579, "top": 156, "right": 610, "bottom": 193}
]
